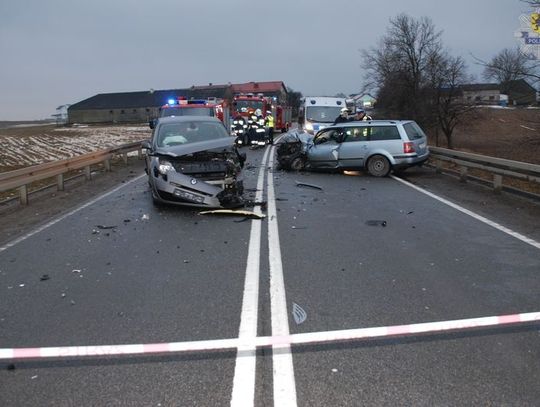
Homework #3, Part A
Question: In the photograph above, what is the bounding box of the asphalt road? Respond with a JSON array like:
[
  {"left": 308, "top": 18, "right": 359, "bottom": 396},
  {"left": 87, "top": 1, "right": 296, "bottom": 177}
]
[{"left": 0, "top": 141, "right": 539, "bottom": 406}]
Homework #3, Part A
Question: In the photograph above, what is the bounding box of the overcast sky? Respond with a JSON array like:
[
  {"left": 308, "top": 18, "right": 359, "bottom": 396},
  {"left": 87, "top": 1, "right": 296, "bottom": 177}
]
[{"left": 0, "top": 0, "right": 530, "bottom": 120}]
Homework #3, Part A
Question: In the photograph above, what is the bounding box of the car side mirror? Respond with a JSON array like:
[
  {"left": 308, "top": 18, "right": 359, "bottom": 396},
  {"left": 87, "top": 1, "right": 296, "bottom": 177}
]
[
  {"left": 141, "top": 140, "right": 152, "bottom": 151},
  {"left": 149, "top": 119, "right": 156, "bottom": 129}
]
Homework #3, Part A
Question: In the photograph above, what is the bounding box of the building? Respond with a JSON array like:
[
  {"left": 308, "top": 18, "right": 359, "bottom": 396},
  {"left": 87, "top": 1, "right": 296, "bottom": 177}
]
[
  {"left": 460, "top": 83, "right": 501, "bottom": 105},
  {"left": 460, "top": 79, "right": 537, "bottom": 106},
  {"left": 500, "top": 79, "right": 537, "bottom": 105},
  {"left": 51, "top": 104, "right": 70, "bottom": 125},
  {"left": 68, "top": 81, "right": 288, "bottom": 124},
  {"left": 350, "top": 94, "right": 377, "bottom": 109}
]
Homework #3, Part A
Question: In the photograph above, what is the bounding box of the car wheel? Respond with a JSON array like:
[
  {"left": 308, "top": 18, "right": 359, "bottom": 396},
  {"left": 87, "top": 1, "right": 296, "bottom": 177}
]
[
  {"left": 290, "top": 156, "right": 306, "bottom": 171},
  {"left": 367, "top": 155, "right": 391, "bottom": 177}
]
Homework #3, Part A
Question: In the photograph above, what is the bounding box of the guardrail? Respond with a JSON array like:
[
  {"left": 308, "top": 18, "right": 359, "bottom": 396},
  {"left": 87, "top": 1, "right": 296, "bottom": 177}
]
[
  {"left": 0, "top": 141, "right": 143, "bottom": 205},
  {"left": 429, "top": 146, "right": 540, "bottom": 193}
]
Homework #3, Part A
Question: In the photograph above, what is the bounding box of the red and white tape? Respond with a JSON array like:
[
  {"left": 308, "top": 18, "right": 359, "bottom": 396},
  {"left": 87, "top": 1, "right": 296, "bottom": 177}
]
[{"left": 1, "top": 312, "right": 539, "bottom": 360}]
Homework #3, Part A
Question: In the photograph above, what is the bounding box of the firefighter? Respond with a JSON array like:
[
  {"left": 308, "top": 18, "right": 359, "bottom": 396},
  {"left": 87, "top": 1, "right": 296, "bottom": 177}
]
[
  {"left": 333, "top": 107, "right": 350, "bottom": 124},
  {"left": 251, "top": 109, "right": 267, "bottom": 147},
  {"left": 246, "top": 108, "right": 257, "bottom": 146},
  {"left": 232, "top": 114, "right": 248, "bottom": 146},
  {"left": 265, "top": 110, "right": 275, "bottom": 144}
]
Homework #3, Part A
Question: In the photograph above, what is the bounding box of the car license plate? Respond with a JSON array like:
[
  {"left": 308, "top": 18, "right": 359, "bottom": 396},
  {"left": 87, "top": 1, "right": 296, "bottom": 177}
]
[{"left": 174, "top": 189, "right": 204, "bottom": 203}]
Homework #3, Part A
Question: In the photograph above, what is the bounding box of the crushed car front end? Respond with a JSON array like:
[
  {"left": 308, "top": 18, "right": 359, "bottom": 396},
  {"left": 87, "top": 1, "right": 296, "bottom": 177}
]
[
  {"left": 148, "top": 138, "right": 245, "bottom": 208},
  {"left": 276, "top": 131, "right": 312, "bottom": 170}
]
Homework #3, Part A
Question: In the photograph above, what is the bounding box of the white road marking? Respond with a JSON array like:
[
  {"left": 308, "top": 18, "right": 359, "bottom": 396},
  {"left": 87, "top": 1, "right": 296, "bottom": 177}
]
[
  {"left": 391, "top": 175, "right": 540, "bottom": 250},
  {"left": 230, "top": 147, "right": 270, "bottom": 407},
  {"left": 3, "top": 311, "right": 539, "bottom": 360},
  {"left": 0, "top": 174, "right": 146, "bottom": 253},
  {"left": 520, "top": 124, "right": 536, "bottom": 131},
  {"left": 267, "top": 145, "right": 298, "bottom": 407}
]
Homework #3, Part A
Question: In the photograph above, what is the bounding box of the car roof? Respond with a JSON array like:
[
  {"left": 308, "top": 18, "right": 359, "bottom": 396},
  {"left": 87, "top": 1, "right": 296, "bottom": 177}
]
[
  {"left": 339, "top": 120, "right": 414, "bottom": 127},
  {"left": 157, "top": 116, "right": 221, "bottom": 124}
]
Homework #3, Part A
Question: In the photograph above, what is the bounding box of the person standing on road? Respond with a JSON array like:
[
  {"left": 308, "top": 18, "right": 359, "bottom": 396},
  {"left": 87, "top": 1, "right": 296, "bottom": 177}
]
[
  {"left": 351, "top": 108, "right": 372, "bottom": 121},
  {"left": 265, "top": 110, "right": 275, "bottom": 144},
  {"left": 333, "top": 107, "right": 350, "bottom": 124}
]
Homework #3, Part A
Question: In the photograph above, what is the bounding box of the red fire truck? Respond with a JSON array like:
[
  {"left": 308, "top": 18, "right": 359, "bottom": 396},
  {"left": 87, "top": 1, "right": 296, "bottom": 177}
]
[
  {"left": 150, "top": 97, "right": 230, "bottom": 129},
  {"left": 231, "top": 94, "right": 292, "bottom": 133}
]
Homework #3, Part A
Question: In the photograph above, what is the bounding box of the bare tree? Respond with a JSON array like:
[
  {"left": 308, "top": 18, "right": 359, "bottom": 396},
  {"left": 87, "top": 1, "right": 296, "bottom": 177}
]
[
  {"left": 362, "top": 14, "right": 472, "bottom": 148},
  {"left": 482, "top": 47, "right": 539, "bottom": 84},
  {"left": 428, "top": 54, "right": 475, "bottom": 148},
  {"left": 362, "top": 14, "right": 442, "bottom": 121}
]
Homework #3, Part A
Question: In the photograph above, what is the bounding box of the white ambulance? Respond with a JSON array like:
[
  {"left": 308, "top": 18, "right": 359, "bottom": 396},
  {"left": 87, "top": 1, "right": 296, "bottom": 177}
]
[{"left": 298, "top": 96, "right": 348, "bottom": 134}]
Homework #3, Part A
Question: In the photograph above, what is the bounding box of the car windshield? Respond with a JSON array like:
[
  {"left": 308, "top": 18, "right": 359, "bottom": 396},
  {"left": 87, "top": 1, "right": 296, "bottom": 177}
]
[
  {"left": 306, "top": 106, "right": 343, "bottom": 123},
  {"left": 235, "top": 100, "right": 264, "bottom": 111},
  {"left": 403, "top": 121, "right": 426, "bottom": 140},
  {"left": 160, "top": 107, "right": 214, "bottom": 117},
  {"left": 156, "top": 121, "right": 228, "bottom": 147}
]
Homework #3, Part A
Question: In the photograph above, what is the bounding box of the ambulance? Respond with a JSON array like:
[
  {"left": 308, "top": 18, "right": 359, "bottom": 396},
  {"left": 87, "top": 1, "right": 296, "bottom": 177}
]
[{"left": 298, "top": 96, "right": 348, "bottom": 134}]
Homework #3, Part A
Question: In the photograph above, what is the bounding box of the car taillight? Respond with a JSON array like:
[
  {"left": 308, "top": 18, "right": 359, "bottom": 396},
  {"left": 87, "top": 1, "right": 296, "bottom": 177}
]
[{"left": 403, "top": 142, "right": 415, "bottom": 154}]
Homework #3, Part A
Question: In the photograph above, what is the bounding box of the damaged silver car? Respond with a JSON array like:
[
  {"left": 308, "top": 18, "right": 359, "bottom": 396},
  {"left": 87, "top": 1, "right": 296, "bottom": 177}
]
[
  {"left": 142, "top": 116, "right": 246, "bottom": 208},
  {"left": 277, "top": 120, "right": 429, "bottom": 177}
]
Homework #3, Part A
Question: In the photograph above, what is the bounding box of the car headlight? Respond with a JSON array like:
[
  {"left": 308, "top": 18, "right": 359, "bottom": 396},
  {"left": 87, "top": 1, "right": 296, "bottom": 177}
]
[
  {"left": 304, "top": 121, "right": 313, "bottom": 131},
  {"left": 158, "top": 159, "right": 174, "bottom": 175}
]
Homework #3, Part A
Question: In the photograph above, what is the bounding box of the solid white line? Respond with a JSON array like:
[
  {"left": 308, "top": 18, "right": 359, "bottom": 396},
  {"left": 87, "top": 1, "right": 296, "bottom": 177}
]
[
  {"left": 230, "top": 147, "right": 270, "bottom": 407},
  {"left": 267, "top": 145, "right": 298, "bottom": 407},
  {"left": 0, "top": 174, "right": 146, "bottom": 253},
  {"left": 391, "top": 175, "right": 540, "bottom": 250},
  {"left": 3, "top": 311, "right": 539, "bottom": 360}
]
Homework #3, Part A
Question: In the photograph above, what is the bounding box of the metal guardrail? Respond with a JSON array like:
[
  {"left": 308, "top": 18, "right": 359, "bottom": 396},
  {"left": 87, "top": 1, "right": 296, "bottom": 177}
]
[
  {"left": 0, "top": 141, "right": 143, "bottom": 205},
  {"left": 429, "top": 146, "right": 540, "bottom": 193}
]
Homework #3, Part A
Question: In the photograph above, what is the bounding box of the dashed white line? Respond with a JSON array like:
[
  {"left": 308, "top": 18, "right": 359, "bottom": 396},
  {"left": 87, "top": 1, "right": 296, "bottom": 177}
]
[
  {"left": 267, "top": 145, "right": 298, "bottom": 407},
  {"left": 391, "top": 175, "right": 540, "bottom": 250},
  {"left": 230, "top": 147, "right": 271, "bottom": 407}
]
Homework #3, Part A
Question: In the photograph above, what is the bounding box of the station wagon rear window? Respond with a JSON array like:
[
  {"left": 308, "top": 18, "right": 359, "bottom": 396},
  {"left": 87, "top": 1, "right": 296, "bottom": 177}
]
[{"left": 403, "top": 122, "right": 426, "bottom": 140}]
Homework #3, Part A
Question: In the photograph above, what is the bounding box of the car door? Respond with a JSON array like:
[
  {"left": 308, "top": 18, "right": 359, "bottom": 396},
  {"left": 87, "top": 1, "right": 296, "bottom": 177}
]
[
  {"left": 307, "top": 128, "right": 343, "bottom": 169},
  {"left": 337, "top": 125, "right": 370, "bottom": 168}
]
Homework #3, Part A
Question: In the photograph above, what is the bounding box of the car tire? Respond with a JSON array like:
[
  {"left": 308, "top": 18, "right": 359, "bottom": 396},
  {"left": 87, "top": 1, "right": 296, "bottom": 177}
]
[
  {"left": 367, "top": 155, "right": 391, "bottom": 177},
  {"left": 290, "top": 156, "right": 306, "bottom": 171}
]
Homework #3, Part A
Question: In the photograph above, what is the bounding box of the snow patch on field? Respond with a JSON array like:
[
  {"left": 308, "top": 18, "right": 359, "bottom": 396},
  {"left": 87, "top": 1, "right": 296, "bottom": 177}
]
[{"left": 0, "top": 126, "right": 151, "bottom": 170}]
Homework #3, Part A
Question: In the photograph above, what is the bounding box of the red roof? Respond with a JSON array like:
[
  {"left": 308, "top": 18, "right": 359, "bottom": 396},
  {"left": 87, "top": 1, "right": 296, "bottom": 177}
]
[{"left": 231, "top": 81, "right": 286, "bottom": 94}]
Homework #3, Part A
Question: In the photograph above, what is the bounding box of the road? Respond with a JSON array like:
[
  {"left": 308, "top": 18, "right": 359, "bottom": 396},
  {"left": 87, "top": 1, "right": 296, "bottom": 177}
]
[{"left": 0, "top": 141, "right": 539, "bottom": 406}]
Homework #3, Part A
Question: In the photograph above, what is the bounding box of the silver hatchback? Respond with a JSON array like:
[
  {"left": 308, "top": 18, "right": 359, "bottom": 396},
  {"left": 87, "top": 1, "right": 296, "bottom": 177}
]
[{"left": 277, "top": 120, "right": 429, "bottom": 177}]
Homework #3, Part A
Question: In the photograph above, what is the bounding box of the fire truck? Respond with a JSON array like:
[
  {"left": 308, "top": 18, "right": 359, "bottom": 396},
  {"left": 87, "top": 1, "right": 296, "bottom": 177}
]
[
  {"left": 231, "top": 93, "right": 292, "bottom": 133},
  {"left": 150, "top": 97, "right": 230, "bottom": 130}
]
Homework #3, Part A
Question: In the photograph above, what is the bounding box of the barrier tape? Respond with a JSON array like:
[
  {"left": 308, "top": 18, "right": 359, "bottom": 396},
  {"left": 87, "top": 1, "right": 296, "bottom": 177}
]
[{"left": 1, "top": 311, "right": 539, "bottom": 361}]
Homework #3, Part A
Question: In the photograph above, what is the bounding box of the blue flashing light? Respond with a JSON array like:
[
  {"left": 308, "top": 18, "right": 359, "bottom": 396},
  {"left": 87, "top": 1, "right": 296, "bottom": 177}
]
[{"left": 168, "top": 99, "right": 176, "bottom": 105}]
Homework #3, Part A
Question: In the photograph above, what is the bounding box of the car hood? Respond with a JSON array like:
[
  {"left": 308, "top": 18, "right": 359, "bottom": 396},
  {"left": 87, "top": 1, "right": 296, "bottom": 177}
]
[
  {"left": 280, "top": 131, "right": 313, "bottom": 146},
  {"left": 154, "top": 137, "right": 236, "bottom": 158}
]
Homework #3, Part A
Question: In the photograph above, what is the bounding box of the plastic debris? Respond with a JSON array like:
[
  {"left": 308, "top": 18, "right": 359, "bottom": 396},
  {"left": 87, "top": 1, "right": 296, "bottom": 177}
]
[
  {"left": 295, "top": 181, "right": 323, "bottom": 190},
  {"left": 199, "top": 210, "right": 266, "bottom": 220},
  {"left": 292, "top": 302, "right": 307, "bottom": 324},
  {"left": 31, "top": 375, "right": 38, "bottom": 380},
  {"left": 141, "top": 214, "right": 150, "bottom": 221},
  {"left": 18, "top": 284, "right": 25, "bottom": 288},
  {"left": 365, "top": 220, "right": 387, "bottom": 227},
  {"left": 96, "top": 225, "right": 117, "bottom": 230},
  {"left": 331, "top": 368, "right": 338, "bottom": 373},
  {"left": 40, "top": 274, "right": 50, "bottom": 281}
]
